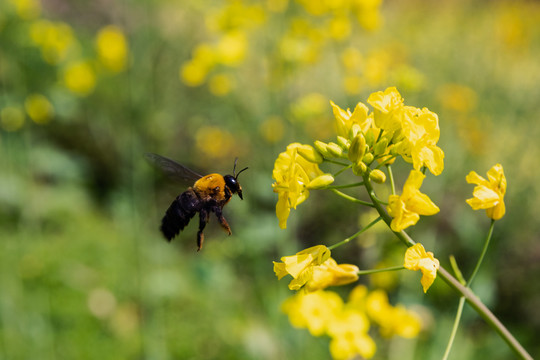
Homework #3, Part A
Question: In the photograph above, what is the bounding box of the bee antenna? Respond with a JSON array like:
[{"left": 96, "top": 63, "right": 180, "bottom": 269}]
[{"left": 233, "top": 157, "right": 248, "bottom": 178}]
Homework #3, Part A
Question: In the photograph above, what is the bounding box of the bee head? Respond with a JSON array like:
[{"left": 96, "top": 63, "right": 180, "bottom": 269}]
[{"left": 225, "top": 158, "right": 248, "bottom": 200}]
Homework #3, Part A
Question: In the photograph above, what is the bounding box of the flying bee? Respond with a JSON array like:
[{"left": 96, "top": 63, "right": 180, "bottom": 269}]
[{"left": 145, "top": 153, "right": 248, "bottom": 251}]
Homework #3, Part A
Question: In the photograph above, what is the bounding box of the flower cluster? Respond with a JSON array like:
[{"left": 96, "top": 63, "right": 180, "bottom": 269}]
[
  {"left": 282, "top": 285, "right": 422, "bottom": 359},
  {"left": 272, "top": 143, "right": 334, "bottom": 229},
  {"left": 273, "top": 245, "right": 359, "bottom": 292}
]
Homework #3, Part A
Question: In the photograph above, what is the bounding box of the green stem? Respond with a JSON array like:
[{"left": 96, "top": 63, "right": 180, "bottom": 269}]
[
  {"left": 328, "top": 217, "right": 382, "bottom": 250},
  {"left": 467, "top": 219, "right": 496, "bottom": 287},
  {"left": 387, "top": 164, "right": 396, "bottom": 195},
  {"left": 357, "top": 265, "right": 404, "bottom": 276},
  {"left": 362, "top": 174, "right": 533, "bottom": 360},
  {"left": 324, "top": 159, "right": 349, "bottom": 166},
  {"left": 333, "top": 164, "right": 352, "bottom": 177},
  {"left": 330, "top": 189, "right": 374, "bottom": 207},
  {"left": 324, "top": 182, "right": 364, "bottom": 190},
  {"left": 442, "top": 296, "right": 466, "bottom": 360}
]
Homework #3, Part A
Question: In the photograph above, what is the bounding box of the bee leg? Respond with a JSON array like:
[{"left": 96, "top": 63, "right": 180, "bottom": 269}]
[
  {"left": 197, "top": 209, "right": 210, "bottom": 251},
  {"left": 214, "top": 206, "right": 232, "bottom": 236}
]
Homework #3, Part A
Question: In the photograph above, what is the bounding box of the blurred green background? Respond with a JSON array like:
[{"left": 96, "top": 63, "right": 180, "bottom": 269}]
[{"left": 1, "top": 0, "right": 539, "bottom": 359}]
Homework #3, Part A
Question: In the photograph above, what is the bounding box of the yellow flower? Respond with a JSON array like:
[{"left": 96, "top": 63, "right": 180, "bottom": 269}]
[
  {"left": 63, "top": 60, "right": 96, "bottom": 96},
  {"left": 327, "top": 309, "right": 376, "bottom": 359},
  {"left": 330, "top": 100, "right": 371, "bottom": 139},
  {"left": 387, "top": 170, "right": 439, "bottom": 232},
  {"left": 96, "top": 25, "right": 128, "bottom": 72},
  {"left": 466, "top": 164, "right": 506, "bottom": 220},
  {"left": 273, "top": 245, "right": 331, "bottom": 290},
  {"left": 282, "top": 290, "right": 343, "bottom": 336},
  {"left": 367, "top": 86, "right": 404, "bottom": 133},
  {"left": 24, "top": 94, "right": 54, "bottom": 124},
  {"left": 272, "top": 143, "right": 333, "bottom": 229},
  {"left": 304, "top": 258, "right": 359, "bottom": 293},
  {"left": 404, "top": 243, "right": 440, "bottom": 293},
  {"left": 366, "top": 289, "right": 421, "bottom": 337}
]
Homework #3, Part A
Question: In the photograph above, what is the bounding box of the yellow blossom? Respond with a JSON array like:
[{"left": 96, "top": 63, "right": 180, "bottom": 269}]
[
  {"left": 96, "top": 25, "right": 128, "bottom": 72},
  {"left": 282, "top": 290, "right": 343, "bottom": 336},
  {"left": 387, "top": 170, "right": 439, "bottom": 232},
  {"left": 304, "top": 258, "right": 359, "bottom": 293},
  {"left": 367, "top": 86, "right": 404, "bottom": 133},
  {"left": 366, "top": 289, "right": 422, "bottom": 336},
  {"left": 29, "top": 20, "right": 77, "bottom": 64},
  {"left": 330, "top": 100, "right": 372, "bottom": 138},
  {"left": 466, "top": 164, "right": 506, "bottom": 220},
  {"left": 272, "top": 143, "right": 333, "bottom": 228},
  {"left": 10, "top": 0, "right": 41, "bottom": 19},
  {"left": 404, "top": 243, "right": 440, "bottom": 293},
  {"left": 24, "top": 94, "right": 54, "bottom": 124},
  {"left": 63, "top": 60, "right": 96, "bottom": 96},
  {"left": 273, "top": 245, "right": 331, "bottom": 290},
  {"left": 327, "top": 309, "right": 375, "bottom": 359}
]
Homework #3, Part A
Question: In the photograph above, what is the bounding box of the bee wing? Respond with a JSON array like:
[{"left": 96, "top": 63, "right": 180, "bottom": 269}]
[{"left": 145, "top": 153, "right": 202, "bottom": 183}]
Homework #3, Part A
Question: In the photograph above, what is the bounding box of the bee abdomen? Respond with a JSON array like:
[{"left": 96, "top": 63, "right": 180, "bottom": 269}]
[{"left": 160, "top": 189, "right": 200, "bottom": 241}]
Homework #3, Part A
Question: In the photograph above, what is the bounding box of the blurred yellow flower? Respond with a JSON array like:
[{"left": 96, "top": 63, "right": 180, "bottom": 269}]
[
  {"left": 272, "top": 143, "right": 333, "bottom": 228},
  {"left": 273, "top": 245, "right": 331, "bottom": 290},
  {"left": 96, "top": 25, "right": 128, "bottom": 72},
  {"left": 29, "top": 20, "right": 77, "bottom": 64},
  {"left": 387, "top": 170, "right": 439, "bottom": 232},
  {"left": 24, "top": 94, "right": 54, "bottom": 124},
  {"left": 328, "top": 15, "right": 351, "bottom": 40},
  {"left": 466, "top": 164, "right": 506, "bottom": 220},
  {"left": 63, "top": 60, "right": 96, "bottom": 96},
  {"left": 282, "top": 290, "right": 343, "bottom": 336},
  {"left": 180, "top": 60, "right": 209, "bottom": 87},
  {"left": 10, "top": 0, "right": 41, "bottom": 19},
  {"left": 267, "top": 0, "right": 289, "bottom": 13},
  {"left": 259, "top": 115, "right": 285, "bottom": 143},
  {"left": 216, "top": 31, "right": 247, "bottom": 66},
  {"left": 327, "top": 309, "right": 375, "bottom": 359},
  {"left": 209, "top": 73, "right": 234, "bottom": 96},
  {"left": 195, "top": 126, "right": 234, "bottom": 160},
  {"left": 366, "top": 289, "right": 422, "bottom": 336},
  {"left": 1, "top": 106, "right": 25, "bottom": 132},
  {"left": 404, "top": 243, "right": 440, "bottom": 293}
]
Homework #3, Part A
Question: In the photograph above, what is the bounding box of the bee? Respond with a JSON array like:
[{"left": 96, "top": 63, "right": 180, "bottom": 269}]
[{"left": 145, "top": 153, "right": 248, "bottom": 251}]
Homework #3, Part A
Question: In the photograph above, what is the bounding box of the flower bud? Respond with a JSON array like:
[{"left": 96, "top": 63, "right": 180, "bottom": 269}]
[
  {"left": 364, "top": 128, "right": 377, "bottom": 148},
  {"left": 363, "top": 152, "right": 374, "bottom": 164},
  {"left": 314, "top": 140, "right": 331, "bottom": 158},
  {"left": 352, "top": 160, "right": 367, "bottom": 176},
  {"left": 373, "top": 137, "right": 389, "bottom": 156},
  {"left": 348, "top": 133, "right": 366, "bottom": 163},
  {"left": 349, "top": 123, "right": 362, "bottom": 139},
  {"left": 369, "top": 169, "right": 386, "bottom": 184},
  {"left": 297, "top": 144, "right": 323, "bottom": 164},
  {"left": 327, "top": 142, "right": 344, "bottom": 158},
  {"left": 307, "top": 174, "right": 335, "bottom": 189},
  {"left": 337, "top": 136, "right": 350, "bottom": 150}
]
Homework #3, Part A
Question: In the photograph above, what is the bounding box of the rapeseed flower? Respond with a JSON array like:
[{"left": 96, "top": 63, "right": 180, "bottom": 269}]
[
  {"left": 404, "top": 243, "right": 440, "bottom": 293},
  {"left": 387, "top": 170, "right": 439, "bottom": 232},
  {"left": 466, "top": 164, "right": 506, "bottom": 220},
  {"left": 96, "top": 25, "right": 128, "bottom": 72},
  {"left": 272, "top": 143, "right": 333, "bottom": 228},
  {"left": 273, "top": 245, "right": 330, "bottom": 290}
]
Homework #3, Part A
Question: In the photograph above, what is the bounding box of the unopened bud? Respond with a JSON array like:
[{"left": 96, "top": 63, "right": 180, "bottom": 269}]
[
  {"left": 349, "top": 123, "right": 362, "bottom": 139},
  {"left": 373, "top": 137, "right": 389, "bottom": 156},
  {"left": 363, "top": 152, "right": 374, "bottom": 164},
  {"left": 314, "top": 141, "right": 331, "bottom": 158},
  {"left": 352, "top": 160, "right": 367, "bottom": 176},
  {"left": 327, "top": 142, "right": 344, "bottom": 158},
  {"left": 348, "top": 133, "right": 366, "bottom": 163},
  {"left": 364, "top": 128, "right": 377, "bottom": 148},
  {"left": 307, "top": 174, "right": 335, "bottom": 189},
  {"left": 369, "top": 169, "right": 386, "bottom": 184},
  {"left": 297, "top": 144, "right": 323, "bottom": 164},
  {"left": 337, "top": 136, "right": 350, "bottom": 150}
]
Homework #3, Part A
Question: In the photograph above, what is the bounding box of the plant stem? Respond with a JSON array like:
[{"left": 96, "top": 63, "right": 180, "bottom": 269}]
[
  {"left": 328, "top": 217, "right": 382, "bottom": 250},
  {"left": 362, "top": 174, "right": 533, "bottom": 360},
  {"left": 442, "top": 296, "right": 466, "bottom": 360},
  {"left": 357, "top": 265, "right": 404, "bottom": 276},
  {"left": 333, "top": 164, "right": 352, "bottom": 177},
  {"left": 330, "top": 189, "right": 374, "bottom": 207},
  {"left": 324, "top": 182, "right": 364, "bottom": 190},
  {"left": 467, "top": 219, "right": 496, "bottom": 287},
  {"left": 387, "top": 164, "right": 396, "bottom": 195}
]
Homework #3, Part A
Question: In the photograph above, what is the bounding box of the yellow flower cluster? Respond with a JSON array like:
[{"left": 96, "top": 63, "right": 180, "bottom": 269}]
[
  {"left": 273, "top": 245, "right": 359, "bottom": 292},
  {"left": 272, "top": 143, "right": 334, "bottom": 229},
  {"left": 282, "top": 285, "right": 422, "bottom": 359}
]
